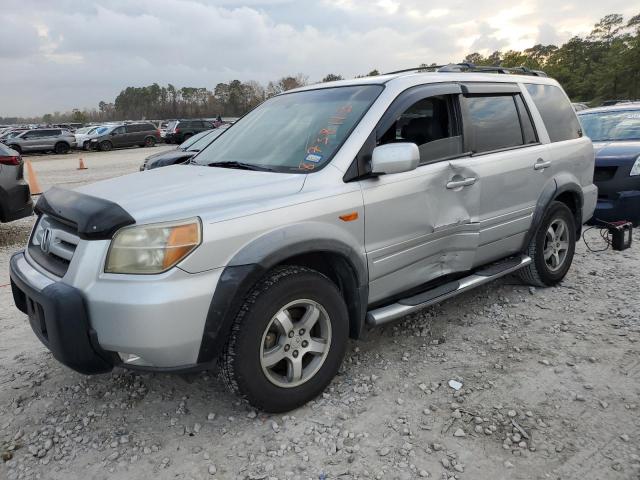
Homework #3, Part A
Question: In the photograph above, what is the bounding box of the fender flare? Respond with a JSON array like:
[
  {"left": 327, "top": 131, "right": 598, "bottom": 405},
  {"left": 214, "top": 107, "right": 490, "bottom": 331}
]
[
  {"left": 522, "top": 175, "right": 584, "bottom": 251},
  {"left": 196, "top": 225, "right": 369, "bottom": 363}
]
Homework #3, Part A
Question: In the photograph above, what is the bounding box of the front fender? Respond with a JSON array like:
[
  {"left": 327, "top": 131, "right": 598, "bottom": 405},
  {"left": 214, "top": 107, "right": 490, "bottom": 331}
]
[{"left": 196, "top": 222, "right": 368, "bottom": 363}]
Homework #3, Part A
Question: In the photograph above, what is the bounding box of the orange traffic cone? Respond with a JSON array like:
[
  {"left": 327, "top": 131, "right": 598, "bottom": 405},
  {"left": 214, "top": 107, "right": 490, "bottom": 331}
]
[
  {"left": 78, "top": 158, "right": 87, "bottom": 170},
  {"left": 25, "top": 160, "right": 43, "bottom": 195}
]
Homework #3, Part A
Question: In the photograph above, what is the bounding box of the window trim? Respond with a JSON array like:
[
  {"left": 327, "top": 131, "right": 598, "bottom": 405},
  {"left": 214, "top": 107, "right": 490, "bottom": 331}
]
[
  {"left": 513, "top": 93, "right": 539, "bottom": 145},
  {"left": 344, "top": 82, "right": 470, "bottom": 181}
]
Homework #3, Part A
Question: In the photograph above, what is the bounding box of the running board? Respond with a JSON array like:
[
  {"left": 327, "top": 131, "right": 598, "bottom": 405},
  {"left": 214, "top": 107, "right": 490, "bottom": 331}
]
[{"left": 366, "top": 255, "right": 531, "bottom": 326}]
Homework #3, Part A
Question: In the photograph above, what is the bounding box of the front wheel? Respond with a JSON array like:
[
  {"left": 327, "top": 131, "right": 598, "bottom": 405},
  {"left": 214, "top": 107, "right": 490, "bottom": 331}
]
[
  {"left": 220, "top": 266, "right": 349, "bottom": 412},
  {"left": 519, "top": 201, "right": 576, "bottom": 287},
  {"left": 99, "top": 140, "right": 113, "bottom": 152}
]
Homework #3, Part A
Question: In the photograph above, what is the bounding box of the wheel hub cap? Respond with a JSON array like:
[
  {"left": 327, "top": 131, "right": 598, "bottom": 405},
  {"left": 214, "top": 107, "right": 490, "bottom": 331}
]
[
  {"left": 260, "top": 299, "right": 332, "bottom": 388},
  {"left": 543, "top": 218, "right": 569, "bottom": 272}
]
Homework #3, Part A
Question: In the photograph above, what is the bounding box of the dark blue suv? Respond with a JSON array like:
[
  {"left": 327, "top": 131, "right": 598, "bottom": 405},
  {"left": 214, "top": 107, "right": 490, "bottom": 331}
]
[{"left": 578, "top": 103, "right": 640, "bottom": 225}]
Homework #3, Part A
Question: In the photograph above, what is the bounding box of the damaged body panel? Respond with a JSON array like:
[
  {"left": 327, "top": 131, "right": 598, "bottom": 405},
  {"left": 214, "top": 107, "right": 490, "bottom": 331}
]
[{"left": 362, "top": 159, "right": 480, "bottom": 303}]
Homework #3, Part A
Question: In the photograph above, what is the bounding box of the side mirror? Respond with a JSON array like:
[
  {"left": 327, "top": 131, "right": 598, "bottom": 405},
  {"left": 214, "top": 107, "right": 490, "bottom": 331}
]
[
  {"left": 371, "top": 143, "right": 419, "bottom": 175},
  {"left": 111, "top": 132, "right": 117, "bottom": 136}
]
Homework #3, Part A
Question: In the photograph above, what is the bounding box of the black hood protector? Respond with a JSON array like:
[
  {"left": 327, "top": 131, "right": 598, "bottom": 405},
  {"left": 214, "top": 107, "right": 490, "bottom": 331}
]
[{"left": 35, "top": 187, "right": 135, "bottom": 240}]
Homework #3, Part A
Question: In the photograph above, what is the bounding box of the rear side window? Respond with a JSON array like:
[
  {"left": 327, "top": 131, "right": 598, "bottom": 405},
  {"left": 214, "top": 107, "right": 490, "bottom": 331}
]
[
  {"left": 525, "top": 84, "right": 582, "bottom": 142},
  {"left": 463, "top": 95, "right": 523, "bottom": 153}
]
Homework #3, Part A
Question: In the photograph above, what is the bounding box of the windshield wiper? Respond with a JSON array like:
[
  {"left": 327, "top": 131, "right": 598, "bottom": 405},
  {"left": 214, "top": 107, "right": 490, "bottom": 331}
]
[{"left": 207, "top": 161, "right": 275, "bottom": 172}]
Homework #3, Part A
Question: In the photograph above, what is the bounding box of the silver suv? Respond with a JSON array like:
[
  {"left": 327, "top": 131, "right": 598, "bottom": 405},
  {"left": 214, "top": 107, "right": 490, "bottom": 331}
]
[
  {"left": 10, "top": 66, "right": 597, "bottom": 412},
  {"left": 6, "top": 128, "right": 76, "bottom": 154}
]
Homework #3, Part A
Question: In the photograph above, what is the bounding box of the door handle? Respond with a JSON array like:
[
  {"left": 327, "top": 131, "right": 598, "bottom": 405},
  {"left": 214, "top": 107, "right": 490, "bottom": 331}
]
[
  {"left": 534, "top": 159, "right": 552, "bottom": 170},
  {"left": 446, "top": 177, "right": 477, "bottom": 189}
]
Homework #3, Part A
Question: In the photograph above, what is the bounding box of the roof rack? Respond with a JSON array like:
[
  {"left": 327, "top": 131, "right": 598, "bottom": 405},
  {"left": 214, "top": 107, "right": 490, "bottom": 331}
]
[{"left": 384, "top": 63, "right": 547, "bottom": 77}]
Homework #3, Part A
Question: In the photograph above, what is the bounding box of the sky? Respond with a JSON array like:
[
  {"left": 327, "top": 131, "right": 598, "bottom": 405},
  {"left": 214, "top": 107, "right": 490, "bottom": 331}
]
[{"left": 1, "top": 0, "right": 637, "bottom": 117}]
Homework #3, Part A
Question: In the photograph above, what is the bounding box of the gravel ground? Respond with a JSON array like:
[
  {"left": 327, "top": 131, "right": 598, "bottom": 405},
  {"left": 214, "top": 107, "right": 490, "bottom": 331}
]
[{"left": 1, "top": 149, "right": 639, "bottom": 480}]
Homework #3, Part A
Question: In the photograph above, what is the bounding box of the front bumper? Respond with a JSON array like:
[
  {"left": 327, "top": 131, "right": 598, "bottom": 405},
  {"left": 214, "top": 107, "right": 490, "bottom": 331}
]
[
  {"left": 10, "top": 252, "right": 115, "bottom": 374},
  {"left": 10, "top": 249, "right": 222, "bottom": 373},
  {"left": 593, "top": 191, "right": 640, "bottom": 225}
]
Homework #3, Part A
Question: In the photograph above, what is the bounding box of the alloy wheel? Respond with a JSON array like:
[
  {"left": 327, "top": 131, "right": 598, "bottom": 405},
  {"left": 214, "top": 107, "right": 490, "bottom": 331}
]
[{"left": 260, "top": 299, "right": 332, "bottom": 388}]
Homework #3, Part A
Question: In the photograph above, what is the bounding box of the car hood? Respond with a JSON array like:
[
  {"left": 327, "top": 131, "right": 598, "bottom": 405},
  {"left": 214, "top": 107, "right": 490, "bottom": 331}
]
[
  {"left": 144, "top": 148, "right": 181, "bottom": 162},
  {"left": 592, "top": 141, "right": 640, "bottom": 165},
  {"left": 148, "top": 152, "right": 195, "bottom": 169},
  {"left": 75, "top": 164, "right": 306, "bottom": 223}
]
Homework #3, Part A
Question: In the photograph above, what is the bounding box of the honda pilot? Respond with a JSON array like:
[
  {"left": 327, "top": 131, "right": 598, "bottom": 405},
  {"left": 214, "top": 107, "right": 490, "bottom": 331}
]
[{"left": 10, "top": 65, "right": 597, "bottom": 412}]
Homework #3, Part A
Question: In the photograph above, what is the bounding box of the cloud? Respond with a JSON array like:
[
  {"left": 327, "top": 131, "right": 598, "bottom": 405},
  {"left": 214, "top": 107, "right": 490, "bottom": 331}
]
[{"left": 0, "top": 0, "right": 638, "bottom": 116}]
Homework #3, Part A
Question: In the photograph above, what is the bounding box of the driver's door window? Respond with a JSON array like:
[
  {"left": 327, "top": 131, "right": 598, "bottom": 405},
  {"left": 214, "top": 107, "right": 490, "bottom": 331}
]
[{"left": 377, "top": 95, "right": 463, "bottom": 165}]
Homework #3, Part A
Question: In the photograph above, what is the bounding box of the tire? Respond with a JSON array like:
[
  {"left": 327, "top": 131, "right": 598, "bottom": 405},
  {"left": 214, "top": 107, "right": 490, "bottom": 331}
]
[
  {"left": 54, "top": 142, "right": 70, "bottom": 154},
  {"left": 144, "top": 136, "right": 156, "bottom": 147},
  {"left": 99, "top": 140, "right": 113, "bottom": 152},
  {"left": 182, "top": 133, "right": 192, "bottom": 142},
  {"left": 518, "top": 201, "right": 576, "bottom": 287},
  {"left": 220, "top": 265, "right": 349, "bottom": 412}
]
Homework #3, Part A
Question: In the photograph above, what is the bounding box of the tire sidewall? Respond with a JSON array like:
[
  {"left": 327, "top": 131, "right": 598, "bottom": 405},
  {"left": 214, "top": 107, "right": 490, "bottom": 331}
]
[
  {"left": 100, "top": 140, "right": 112, "bottom": 151},
  {"left": 533, "top": 202, "right": 576, "bottom": 284},
  {"left": 229, "top": 270, "right": 348, "bottom": 412}
]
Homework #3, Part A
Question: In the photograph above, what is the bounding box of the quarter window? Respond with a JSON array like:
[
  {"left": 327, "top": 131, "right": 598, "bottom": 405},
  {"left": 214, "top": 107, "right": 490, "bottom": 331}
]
[
  {"left": 378, "top": 95, "right": 463, "bottom": 164},
  {"left": 525, "top": 84, "right": 582, "bottom": 142},
  {"left": 463, "top": 95, "right": 523, "bottom": 153}
]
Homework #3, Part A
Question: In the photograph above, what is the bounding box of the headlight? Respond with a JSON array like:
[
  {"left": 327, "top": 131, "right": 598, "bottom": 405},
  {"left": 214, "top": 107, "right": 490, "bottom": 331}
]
[
  {"left": 630, "top": 155, "right": 640, "bottom": 176},
  {"left": 105, "top": 218, "right": 201, "bottom": 274}
]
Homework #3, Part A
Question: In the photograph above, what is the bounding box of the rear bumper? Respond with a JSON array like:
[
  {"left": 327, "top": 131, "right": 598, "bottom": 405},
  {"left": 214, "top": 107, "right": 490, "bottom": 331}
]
[
  {"left": 0, "top": 181, "right": 33, "bottom": 223},
  {"left": 10, "top": 252, "right": 116, "bottom": 374}
]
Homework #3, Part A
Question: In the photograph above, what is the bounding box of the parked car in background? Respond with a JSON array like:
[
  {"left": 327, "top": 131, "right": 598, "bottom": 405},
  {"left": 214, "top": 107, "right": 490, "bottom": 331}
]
[
  {"left": 0, "top": 128, "right": 29, "bottom": 143},
  {"left": 5, "top": 128, "right": 76, "bottom": 154},
  {"left": 140, "top": 129, "right": 223, "bottom": 170},
  {"left": 164, "top": 119, "right": 215, "bottom": 144},
  {"left": 0, "top": 143, "right": 32, "bottom": 222},
  {"left": 75, "top": 125, "right": 113, "bottom": 150},
  {"left": 10, "top": 67, "right": 596, "bottom": 412},
  {"left": 89, "top": 123, "right": 160, "bottom": 151},
  {"left": 578, "top": 103, "right": 640, "bottom": 225}
]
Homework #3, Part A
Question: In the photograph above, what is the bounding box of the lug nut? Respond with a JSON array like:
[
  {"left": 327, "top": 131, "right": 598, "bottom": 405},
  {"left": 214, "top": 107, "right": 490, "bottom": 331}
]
[
  {"left": 288, "top": 331, "right": 294, "bottom": 338},
  {"left": 292, "top": 350, "right": 299, "bottom": 358},
  {"left": 302, "top": 340, "right": 308, "bottom": 348},
  {"left": 284, "top": 344, "right": 290, "bottom": 352},
  {"left": 299, "top": 329, "right": 305, "bottom": 335}
]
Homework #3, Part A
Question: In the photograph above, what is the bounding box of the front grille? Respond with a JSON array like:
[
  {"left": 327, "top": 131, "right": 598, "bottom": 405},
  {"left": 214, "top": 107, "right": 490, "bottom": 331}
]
[
  {"left": 28, "top": 215, "right": 80, "bottom": 277},
  {"left": 594, "top": 166, "right": 617, "bottom": 182}
]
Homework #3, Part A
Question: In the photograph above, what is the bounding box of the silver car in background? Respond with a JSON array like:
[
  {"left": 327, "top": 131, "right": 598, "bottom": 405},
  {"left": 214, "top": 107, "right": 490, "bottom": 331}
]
[{"left": 5, "top": 128, "right": 76, "bottom": 154}]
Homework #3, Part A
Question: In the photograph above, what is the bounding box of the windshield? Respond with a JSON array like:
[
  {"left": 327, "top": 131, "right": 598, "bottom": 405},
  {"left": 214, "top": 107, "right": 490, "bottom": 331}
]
[
  {"left": 579, "top": 109, "right": 640, "bottom": 141},
  {"left": 193, "top": 85, "right": 383, "bottom": 172},
  {"left": 180, "top": 129, "right": 213, "bottom": 150}
]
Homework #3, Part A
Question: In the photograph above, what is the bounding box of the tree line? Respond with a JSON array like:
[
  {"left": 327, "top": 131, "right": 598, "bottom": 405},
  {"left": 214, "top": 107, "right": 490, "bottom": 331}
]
[{"left": 2, "top": 12, "right": 638, "bottom": 125}]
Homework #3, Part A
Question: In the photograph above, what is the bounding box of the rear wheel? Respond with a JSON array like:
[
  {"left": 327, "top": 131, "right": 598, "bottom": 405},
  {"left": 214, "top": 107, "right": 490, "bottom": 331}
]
[
  {"left": 54, "top": 142, "right": 70, "bottom": 154},
  {"left": 99, "top": 140, "right": 113, "bottom": 152},
  {"left": 519, "top": 201, "right": 576, "bottom": 287},
  {"left": 221, "top": 266, "right": 349, "bottom": 412},
  {"left": 144, "top": 136, "right": 156, "bottom": 147}
]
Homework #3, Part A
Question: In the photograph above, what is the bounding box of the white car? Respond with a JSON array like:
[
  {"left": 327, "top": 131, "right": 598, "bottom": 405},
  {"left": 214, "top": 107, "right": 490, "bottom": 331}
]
[{"left": 75, "top": 126, "right": 112, "bottom": 150}]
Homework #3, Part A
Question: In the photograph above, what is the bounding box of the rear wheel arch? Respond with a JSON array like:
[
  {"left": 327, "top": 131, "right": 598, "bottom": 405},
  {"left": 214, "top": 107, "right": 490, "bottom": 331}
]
[{"left": 522, "top": 178, "right": 584, "bottom": 251}]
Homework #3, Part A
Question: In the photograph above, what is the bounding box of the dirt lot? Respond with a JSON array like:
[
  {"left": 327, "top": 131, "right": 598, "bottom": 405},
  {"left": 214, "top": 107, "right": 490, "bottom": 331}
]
[{"left": 1, "top": 148, "right": 639, "bottom": 480}]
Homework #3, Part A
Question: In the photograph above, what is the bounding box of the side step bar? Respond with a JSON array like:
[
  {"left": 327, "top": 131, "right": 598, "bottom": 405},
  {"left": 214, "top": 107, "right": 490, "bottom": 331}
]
[{"left": 366, "top": 255, "right": 531, "bottom": 326}]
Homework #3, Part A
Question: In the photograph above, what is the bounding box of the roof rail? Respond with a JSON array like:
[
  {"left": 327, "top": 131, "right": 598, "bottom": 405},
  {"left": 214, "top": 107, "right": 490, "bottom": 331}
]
[{"left": 384, "top": 63, "right": 547, "bottom": 77}]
